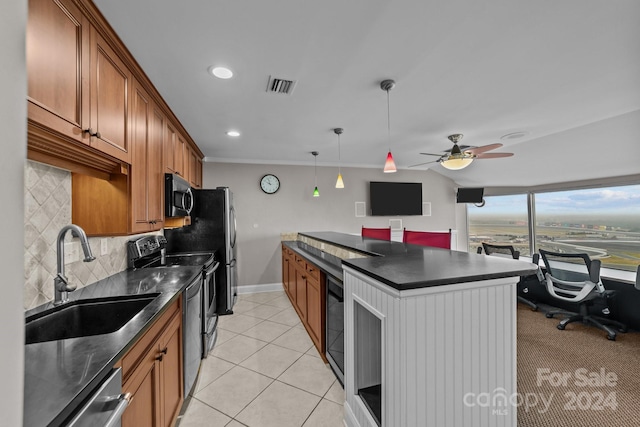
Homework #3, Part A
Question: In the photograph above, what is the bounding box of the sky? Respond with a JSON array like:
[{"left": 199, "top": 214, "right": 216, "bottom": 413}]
[{"left": 469, "top": 185, "right": 640, "bottom": 216}]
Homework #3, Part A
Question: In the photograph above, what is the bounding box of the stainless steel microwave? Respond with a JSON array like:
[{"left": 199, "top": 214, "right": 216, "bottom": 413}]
[{"left": 165, "top": 173, "right": 194, "bottom": 217}]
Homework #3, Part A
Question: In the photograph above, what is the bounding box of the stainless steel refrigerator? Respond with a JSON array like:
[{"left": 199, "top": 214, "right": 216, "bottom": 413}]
[{"left": 165, "top": 187, "right": 238, "bottom": 314}]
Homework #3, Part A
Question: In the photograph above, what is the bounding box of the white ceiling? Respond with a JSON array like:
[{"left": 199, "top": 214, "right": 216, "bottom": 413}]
[{"left": 93, "top": 0, "right": 640, "bottom": 188}]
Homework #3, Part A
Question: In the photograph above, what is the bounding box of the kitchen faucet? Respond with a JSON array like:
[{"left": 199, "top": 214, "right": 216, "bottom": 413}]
[{"left": 54, "top": 224, "right": 96, "bottom": 305}]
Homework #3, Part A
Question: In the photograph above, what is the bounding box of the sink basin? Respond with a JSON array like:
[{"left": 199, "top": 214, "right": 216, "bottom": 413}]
[{"left": 25, "top": 293, "right": 161, "bottom": 344}]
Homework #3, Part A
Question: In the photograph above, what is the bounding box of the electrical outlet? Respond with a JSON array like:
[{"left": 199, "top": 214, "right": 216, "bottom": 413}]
[
  {"left": 64, "top": 242, "right": 80, "bottom": 264},
  {"left": 101, "top": 238, "right": 108, "bottom": 256}
]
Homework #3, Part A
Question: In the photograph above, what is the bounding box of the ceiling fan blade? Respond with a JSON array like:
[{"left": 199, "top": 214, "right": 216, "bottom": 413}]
[
  {"left": 408, "top": 160, "right": 439, "bottom": 168},
  {"left": 465, "top": 143, "right": 503, "bottom": 155},
  {"left": 419, "top": 152, "right": 444, "bottom": 157},
  {"left": 475, "top": 152, "right": 514, "bottom": 159}
]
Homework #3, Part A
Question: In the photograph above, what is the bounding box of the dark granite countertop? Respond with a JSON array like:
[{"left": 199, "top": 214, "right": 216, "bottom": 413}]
[
  {"left": 298, "top": 231, "right": 537, "bottom": 290},
  {"left": 24, "top": 266, "right": 202, "bottom": 427},
  {"left": 282, "top": 241, "right": 343, "bottom": 280}
]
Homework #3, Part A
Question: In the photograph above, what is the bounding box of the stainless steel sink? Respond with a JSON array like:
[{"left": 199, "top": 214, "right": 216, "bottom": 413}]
[{"left": 25, "top": 293, "right": 161, "bottom": 344}]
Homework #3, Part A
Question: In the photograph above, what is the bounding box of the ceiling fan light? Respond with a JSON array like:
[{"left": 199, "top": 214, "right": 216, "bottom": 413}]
[
  {"left": 441, "top": 157, "right": 474, "bottom": 170},
  {"left": 383, "top": 151, "right": 397, "bottom": 173},
  {"left": 335, "top": 173, "right": 344, "bottom": 188}
]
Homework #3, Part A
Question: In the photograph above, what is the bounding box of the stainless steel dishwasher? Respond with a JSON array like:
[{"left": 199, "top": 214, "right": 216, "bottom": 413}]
[
  {"left": 66, "top": 368, "right": 130, "bottom": 427},
  {"left": 183, "top": 274, "right": 202, "bottom": 396}
]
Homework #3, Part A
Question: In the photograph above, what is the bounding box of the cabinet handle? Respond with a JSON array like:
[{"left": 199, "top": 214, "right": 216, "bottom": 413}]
[
  {"left": 302, "top": 275, "right": 307, "bottom": 280},
  {"left": 83, "top": 128, "right": 101, "bottom": 138},
  {"left": 155, "top": 354, "right": 163, "bottom": 362},
  {"left": 160, "top": 347, "right": 168, "bottom": 354}
]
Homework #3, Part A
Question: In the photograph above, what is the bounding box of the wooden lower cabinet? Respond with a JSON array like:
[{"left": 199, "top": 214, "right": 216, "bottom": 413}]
[
  {"left": 306, "top": 275, "right": 322, "bottom": 346},
  {"left": 295, "top": 269, "right": 307, "bottom": 321},
  {"left": 119, "top": 297, "right": 183, "bottom": 427},
  {"left": 281, "top": 244, "right": 326, "bottom": 359}
]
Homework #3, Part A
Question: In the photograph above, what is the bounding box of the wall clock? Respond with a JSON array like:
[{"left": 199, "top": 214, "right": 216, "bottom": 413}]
[{"left": 260, "top": 174, "right": 280, "bottom": 194}]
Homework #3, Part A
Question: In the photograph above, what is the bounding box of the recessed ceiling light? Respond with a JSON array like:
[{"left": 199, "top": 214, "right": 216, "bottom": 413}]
[
  {"left": 209, "top": 66, "right": 233, "bottom": 79},
  {"left": 226, "top": 130, "right": 240, "bottom": 137},
  {"left": 500, "top": 131, "right": 528, "bottom": 140}
]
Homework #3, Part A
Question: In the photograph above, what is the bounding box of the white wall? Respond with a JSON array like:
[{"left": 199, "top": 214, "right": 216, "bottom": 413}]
[
  {"left": 204, "top": 162, "right": 467, "bottom": 287},
  {"left": 1, "top": 0, "right": 26, "bottom": 424}
]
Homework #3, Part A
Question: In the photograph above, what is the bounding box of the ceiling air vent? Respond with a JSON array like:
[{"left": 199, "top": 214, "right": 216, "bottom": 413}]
[{"left": 266, "top": 76, "right": 297, "bottom": 95}]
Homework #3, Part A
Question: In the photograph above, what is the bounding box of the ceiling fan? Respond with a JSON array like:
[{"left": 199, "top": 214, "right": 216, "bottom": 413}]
[{"left": 410, "top": 134, "right": 514, "bottom": 170}]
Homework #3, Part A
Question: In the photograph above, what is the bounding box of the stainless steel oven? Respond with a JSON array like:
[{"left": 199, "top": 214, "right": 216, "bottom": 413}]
[{"left": 326, "top": 274, "right": 344, "bottom": 385}]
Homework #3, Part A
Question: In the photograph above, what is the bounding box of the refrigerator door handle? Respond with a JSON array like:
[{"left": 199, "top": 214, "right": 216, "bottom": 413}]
[{"left": 228, "top": 259, "right": 237, "bottom": 267}]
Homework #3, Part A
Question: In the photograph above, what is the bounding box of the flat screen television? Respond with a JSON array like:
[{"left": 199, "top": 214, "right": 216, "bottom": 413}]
[
  {"left": 369, "top": 182, "right": 422, "bottom": 216},
  {"left": 456, "top": 187, "right": 484, "bottom": 203}
]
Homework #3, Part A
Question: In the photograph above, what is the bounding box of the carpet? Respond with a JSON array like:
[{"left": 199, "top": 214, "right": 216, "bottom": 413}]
[{"left": 516, "top": 304, "right": 640, "bottom": 426}]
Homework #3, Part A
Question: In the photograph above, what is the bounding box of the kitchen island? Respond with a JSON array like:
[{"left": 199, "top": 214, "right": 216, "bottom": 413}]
[{"left": 294, "top": 232, "right": 537, "bottom": 427}]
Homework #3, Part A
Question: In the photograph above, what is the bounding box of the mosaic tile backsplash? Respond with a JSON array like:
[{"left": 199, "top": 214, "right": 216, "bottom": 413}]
[{"left": 24, "top": 161, "right": 157, "bottom": 310}]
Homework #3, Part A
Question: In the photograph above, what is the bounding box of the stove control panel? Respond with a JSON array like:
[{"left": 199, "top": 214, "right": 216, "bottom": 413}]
[{"left": 127, "top": 235, "right": 167, "bottom": 268}]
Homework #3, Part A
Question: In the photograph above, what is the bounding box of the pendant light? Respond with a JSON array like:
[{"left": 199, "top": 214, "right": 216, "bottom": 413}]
[
  {"left": 312, "top": 151, "right": 320, "bottom": 197},
  {"left": 381, "top": 79, "right": 397, "bottom": 173},
  {"left": 334, "top": 128, "right": 345, "bottom": 188}
]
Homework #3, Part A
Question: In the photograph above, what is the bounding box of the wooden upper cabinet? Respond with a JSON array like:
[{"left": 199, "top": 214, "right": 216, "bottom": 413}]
[
  {"left": 130, "top": 80, "right": 151, "bottom": 233},
  {"left": 175, "top": 133, "right": 186, "bottom": 177},
  {"left": 90, "top": 27, "right": 131, "bottom": 163},
  {"left": 195, "top": 157, "right": 203, "bottom": 188},
  {"left": 27, "top": 0, "right": 131, "bottom": 165},
  {"left": 163, "top": 123, "right": 187, "bottom": 178},
  {"left": 27, "top": 0, "right": 90, "bottom": 143},
  {"left": 188, "top": 146, "right": 200, "bottom": 188},
  {"left": 130, "top": 79, "right": 163, "bottom": 234},
  {"left": 148, "top": 106, "right": 165, "bottom": 227},
  {"left": 163, "top": 121, "right": 177, "bottom": 174}
]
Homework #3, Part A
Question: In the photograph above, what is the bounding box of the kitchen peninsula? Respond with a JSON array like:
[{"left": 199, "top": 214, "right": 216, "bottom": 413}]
[{"left": 284, "top": 232, "right": 537, "bottom": 427}]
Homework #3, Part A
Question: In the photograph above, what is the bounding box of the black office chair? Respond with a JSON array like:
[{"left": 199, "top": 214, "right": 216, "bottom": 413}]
[
  {"left": 539, "top": 249, "right": 627, "bottom": 340},
  {"left": 478, "top": 243, "right": 538, "bottom": 311}
]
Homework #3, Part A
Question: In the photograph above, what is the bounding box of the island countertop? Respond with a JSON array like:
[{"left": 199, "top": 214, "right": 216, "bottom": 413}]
[
  {"left": 298, "top": 231, "right": 537, "bottom": 290},
  {"left": 24, "top": 266, "right": 202, "bottom": 427}
]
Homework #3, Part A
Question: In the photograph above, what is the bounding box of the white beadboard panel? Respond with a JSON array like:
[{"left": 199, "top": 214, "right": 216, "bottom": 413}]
[{"left": 344, "top": 266, "right": 518, "bottom": 427}]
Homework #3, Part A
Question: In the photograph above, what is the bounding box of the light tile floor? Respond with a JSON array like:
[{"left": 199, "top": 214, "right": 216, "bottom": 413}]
[{"left": 178, "top": 290, "right": 345, "bottom": 427}]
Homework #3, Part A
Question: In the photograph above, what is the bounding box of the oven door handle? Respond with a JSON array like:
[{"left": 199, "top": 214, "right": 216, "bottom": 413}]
[{"left": 205, "top": 261, "right": 220, "bottom": 277}]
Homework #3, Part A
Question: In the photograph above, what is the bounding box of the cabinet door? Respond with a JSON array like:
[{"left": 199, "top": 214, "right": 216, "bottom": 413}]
[
  {"left": 306, "top": 277, "right": 322, "bottom": 348},
  {"left": 195, "top": 157, "right": 203, "bottom": 188},
  {"left": 174, "top": 134, "right": 186, "bottom": 177},
  {"left": 148, "top": 106, "right": 165, "bottom": 227},
  {"left": 130, "top": 81, "right": 151, "bottom": 233},
  {"left": 295, "top": 269, "right": 307, "bottom": 321},
  {"left": 122, "top": 347, "right": 161, "bottom": 427},
  {"left": 188, "top": 147, "right": 198, "bottom": 187},
  {"left": 288, "top": 259, "right": 297, "bottom": 302},
  {"left": 27, "top": 0, "right": 89, "bottom": 143},
  {"left": 164, "top": 121, "right": 177, "bottom": 173},
  {"left": 159, "top": 314, "right": 183, "bottom": 427},
  {"left": 282, "top": 252, "right": 289, "bottom": 288},
  {"left": 90, "top": 27, "right": 131, "bottom": 163}
]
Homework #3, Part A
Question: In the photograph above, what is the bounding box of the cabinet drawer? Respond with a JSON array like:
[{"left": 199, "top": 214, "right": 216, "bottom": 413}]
[
  {"left": 294, "top": 255, "right": 305, "bottom": 268},
  {"left": 121, "top": 297, "right": 181, "bottom": 381},
  {"left": 305, "top": 263, "right": 320, "bottom": 282}
]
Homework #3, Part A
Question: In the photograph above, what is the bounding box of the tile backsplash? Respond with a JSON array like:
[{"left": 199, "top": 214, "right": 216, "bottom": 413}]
[{"left": 24, "top": 161, "right": 158, "bottom": 310}]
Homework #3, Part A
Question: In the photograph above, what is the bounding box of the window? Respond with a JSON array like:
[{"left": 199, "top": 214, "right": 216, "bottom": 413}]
[
  {"left": 468, "top": 194, "right": 530, "bottom": 256},
  {"left": 534, "top": 185, "right": 640, "bottom": 272}
]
